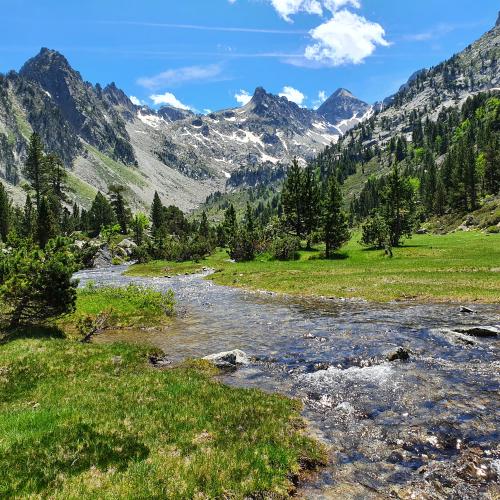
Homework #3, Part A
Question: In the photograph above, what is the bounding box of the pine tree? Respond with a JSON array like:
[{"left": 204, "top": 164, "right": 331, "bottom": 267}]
[
  {"left": 88, "top": 192, "right": 116, "bottom": 236},
  {"left": 151, "top": 191, "right": 164, "bottom": 236},
  {"left": 244, "top": 203, "right": 255, "bottom": 233},
  {"left": 0, "top": 182, "right": 10, "bottom": 242},
  {"left": 109, "top": 185, "right": 131, "bottom": 234},
  {"left": 301, "top": 165, "right": 320, "bottom": 249},
  {"left": 381, "top": 165, "right": 418, "bottom": 247},
  {"left": 223, "top": 204, "right": 237, "bottom": 244},
  {"left": 37, "top": 196, "right": 58, "bottom": 248},
  {"left": 23, "top": 133, "right": 48, "bottom": 210},
  {"left": 22, "top": 194, "right": 35, "bottom": 240},
  {"left": 322, "top": 176, "right": 350, "bottom": 258},
  {"left": 199, "top": 210, "right": 210, "bottom": 238},
  {"left": 282, "top": 158, "right": 304, "bottom": 239}
]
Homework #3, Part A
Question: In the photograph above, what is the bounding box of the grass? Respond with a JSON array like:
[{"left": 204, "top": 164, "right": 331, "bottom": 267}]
[
  {"left": 66, "top": 172, "right": 98, "bottom": 209},
  {"left": 127, "top": 232, "right": 500, "bottom": 303},
  {"left": 58, "top": 284, "right": 176, "bottom": 336},
  {"left": 0, "top": 283, "right": 325, "bottom": 497},
  {"left": 86, "top": 145, "right": 147, "bottom": 189},
  {"left": 0, "top": 337, "right": 324, "bottom": 498}
]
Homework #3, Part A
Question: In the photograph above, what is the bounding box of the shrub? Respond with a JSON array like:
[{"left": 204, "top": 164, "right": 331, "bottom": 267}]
[
  {"left": 0, "top": 237, "right": 78, "bottom": 326},
  {"left": 228, "top": 229, "right": 256, "bottom": 262},
  {"left": 270, "top": 235, "right": 301, "bottom": 261},
  {"left": 486, "top": 225, "right": 500, "bottom": 234},
  {"left": 360, "top": 213, "right": 390, "bottom": 249}
]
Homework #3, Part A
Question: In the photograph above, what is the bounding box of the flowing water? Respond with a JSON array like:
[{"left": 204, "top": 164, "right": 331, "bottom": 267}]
[{"left": 74, "top": 265, "right": 500, "bottom": 499}]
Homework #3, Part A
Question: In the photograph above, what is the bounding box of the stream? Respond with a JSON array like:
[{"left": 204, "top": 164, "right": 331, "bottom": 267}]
[{"left": 74, "top": 265, "right": 500, "bottom": 499}]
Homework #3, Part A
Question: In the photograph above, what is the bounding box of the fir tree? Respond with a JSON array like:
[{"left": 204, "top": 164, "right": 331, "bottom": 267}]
[
  {"left": 244, "top": 203, "right": 255, "bottom": 233},
  {"left": 223, "top": 204, "right": 238, "bottom": 244},
  {"left": 22, "top": 194, "right": 35, "bottom": 240},
  {"left": 199, "top": 210, "right": 210, "bottom": 238},
  {"left": 37, "top": 196, "right": 58, "bottom": 248},
  {"left": 301, "top": 165, "right": 320, "bottom": 249},
  {"left": 322, "top": 176, "right": 350, "bottom": 258}
]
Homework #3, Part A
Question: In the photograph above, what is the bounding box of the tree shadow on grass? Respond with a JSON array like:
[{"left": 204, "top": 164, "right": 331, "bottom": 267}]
[
  {"left": 309, "top": 252, "right": 349, "bottom": 261},
  {"left": 0, "top": 324, "right": 66, "bottom": 345}
]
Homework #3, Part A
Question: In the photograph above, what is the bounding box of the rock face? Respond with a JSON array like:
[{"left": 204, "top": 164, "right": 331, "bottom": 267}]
[
  {"left": 91, "top": 246, "right": 113, "bottom": 268},
  {"left": 317, "top": 88, "right": 372, "bottom": 130},
  {"left": 203, "top": 349, "right": 250, "bottom": 369}
]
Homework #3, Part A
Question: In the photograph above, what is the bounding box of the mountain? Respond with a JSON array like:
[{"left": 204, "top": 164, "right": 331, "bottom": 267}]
[
  {"left": 317, "top": 88, "right": 372, "bottom": 133},
  {"left": 0, "top": 49, "right": 364, "bottom": 210}
]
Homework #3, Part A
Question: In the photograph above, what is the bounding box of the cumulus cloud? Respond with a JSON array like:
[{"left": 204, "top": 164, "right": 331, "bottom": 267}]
[
  {"left": 129, "top": 96, "right": 142, "bottom": 106},
  {"left": 138, "top": 64, "right": 222, "bottom": 90},
  {"left": 149, "top": 92, "right": 192, "bottom": 110},
  {"left": 304, "top": 10, "right": 389, "bottom": 66},
  {"left": 279, "top": 86, "right": 306, "bottom": 105},
  {"left": 312, "top": 90, "right": 327, "bottom": 108},
  {"left": 268, "top": 0, "right": 360, "bottom": 21},
  {"left": 234, "top": 89, "right": 252, "bottom": 106}
]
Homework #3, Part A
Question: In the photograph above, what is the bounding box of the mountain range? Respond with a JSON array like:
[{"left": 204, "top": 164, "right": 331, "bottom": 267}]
[
  {"left": 0, "top": 12, "right": 499, "bottom": 211},
  {"left": 0, "top": 49, "right": 369, "bottom": 210}
]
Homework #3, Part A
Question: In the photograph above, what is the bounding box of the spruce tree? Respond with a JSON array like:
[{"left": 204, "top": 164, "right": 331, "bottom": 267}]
[
  {"left": 244, "top": 203, "right": 255, "bottom": 233},
  {"left": 0, "top": 182, "right": 10, "bottom": 242},
  {"left": 22, "top": 194, "right": 35, "bottom": 240},
  {"left": 199, "top": 210, "right": 210, "bottom": 238},
  {"left": 322, "top": 176, "right": 350, "bottom": 258}
]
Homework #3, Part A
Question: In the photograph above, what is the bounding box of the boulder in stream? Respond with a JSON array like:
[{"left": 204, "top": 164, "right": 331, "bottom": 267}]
[
  {"left": 453, "top": 326, "right": 499, "bottom": 338},
  {"left": 385, "top": 346, "right": 411, "bottom": 362},
  {"left": 203, "top": 349, "right": 250, "bottom": 369}
]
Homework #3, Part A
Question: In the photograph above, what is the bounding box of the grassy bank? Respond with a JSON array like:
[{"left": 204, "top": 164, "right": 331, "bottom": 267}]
[
  {"left": 0, "top": 284, "right": 325, "bottom": 497},
  {"left": 0, "top": 336, "right": 324, "bottom": 498},
  {"left": 127, "top": 232, "right": 500, "bottom": 303}
]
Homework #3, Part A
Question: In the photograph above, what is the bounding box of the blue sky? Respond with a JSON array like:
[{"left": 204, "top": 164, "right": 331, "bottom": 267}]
[{"left": 0, "top": 0, "right": 498, "bottom": 112}]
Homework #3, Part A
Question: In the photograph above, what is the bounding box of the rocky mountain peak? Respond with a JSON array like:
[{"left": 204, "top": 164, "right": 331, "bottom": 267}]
[
  {"left": 20, "top": 47, "right": 80, "bottom": 85},
  {"left": 317, "top": 88, "right": 370, "bottom": 124},
  {"left": 496, "top": 11, "right": 500, "bottom": 27}
]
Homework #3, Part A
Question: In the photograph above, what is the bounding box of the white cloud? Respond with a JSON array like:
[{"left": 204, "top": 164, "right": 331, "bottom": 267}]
[
  {"left": 268, "top": 0, "right": 359, "bottom": 21},
  {"left": 270, "top": 0, "right": 322, "bottom": 22},
  {"left": 129, "top": 96, "right": 142, "bottom": 106},
  {"left": 138, "top": 64, "right": 222, "bottom": 90},
  {"left": 312, "top": 90, "right": 327, "bottom": 108},
  {"left": 149, "top": 92, "right": 192, "bottom": 110},
  {"left": 279, "top": 86, "right": 305, "bottom": 105},
  {"left": 304, "top": 10, "right": 389, "bottom": 66},
  {"left": 234, "top": 89, "right": 252, "bottom": 106}
]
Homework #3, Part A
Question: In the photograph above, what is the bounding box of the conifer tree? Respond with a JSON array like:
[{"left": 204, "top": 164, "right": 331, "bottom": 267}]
[
  {"left": 223, "top": 204, "right": 237, "bottom": 243},
  {"left": 151, "top": 191, "right": 164, "bottom": 236},
  {"left": 88, "top": 192, "right": 116, "bottom": 236},
  {"left": 109, "top": 185, "right": 131, "bottom": 234},
  {"left": 22, "top": 194, "right": 35, "bottom": 240},
  {"left": 282, "top": 158, "right": 304, "bottom": 239},
  {"left": 301, "top": 165, "right": 320, "bottom": 249},
  {"left": 199, "top": 210, "right": 210, "bottom": 238},
  {"left": 0, "top": 182, "right": 10, "bottom": 242},
  {"left": 23, "top": 133, "right": 48, "bottom": 210},
  {"left": 244, "top": 203, "right": 255, "bottom": 233},
  {"left": 322, "top": 176, "right": 350, "bottom": 258},
  {"left": 37, "top": 196, "right": 58, "bottom": 248}
]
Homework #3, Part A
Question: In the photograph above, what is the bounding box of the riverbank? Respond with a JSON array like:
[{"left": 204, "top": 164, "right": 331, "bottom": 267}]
[
  {"left": 126, "top": 232, "right": 500, "bottom": 303},
  {"left": 0, "top": 285, "right": 326, "bottom": 498}
]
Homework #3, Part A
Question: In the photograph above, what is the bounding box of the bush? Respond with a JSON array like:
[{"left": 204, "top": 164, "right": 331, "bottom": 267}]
[
  {"left": 270, "top": 235, "right": 301, "bottom": 261},
  {"left": 228, "top": 229, "right": 256, "bottom": 262},
  {"left": 486, "top": 225, "right": 500, "bottom": 234},
  {"left": 0, "top": 237, "right": 78, "bottom": 326}
]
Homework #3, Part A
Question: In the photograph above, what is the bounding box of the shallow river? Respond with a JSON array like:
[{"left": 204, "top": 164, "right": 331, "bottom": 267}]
[{"left": 74, "top": 265, "right": 500, "bottom": 499}]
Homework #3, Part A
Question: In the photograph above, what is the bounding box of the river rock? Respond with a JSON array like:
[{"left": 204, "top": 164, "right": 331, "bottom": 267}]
[
  {"left": 91, "top": 246, "right": 112, "bottom": 268},
  {"left": 385, "top": 346, "right": 410, "bottom": 361},
  {"left": 117, "top": 238, "right": 137, "bottom": 256},
  {"left": 459, "top": 306, "right": 475, "bottom": 314},
  {"left": 203, "top": 349, "right": 250, "bottom": 368},
  {"left": 453, "top": 326, "right": 499, "bottom": 338}
]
